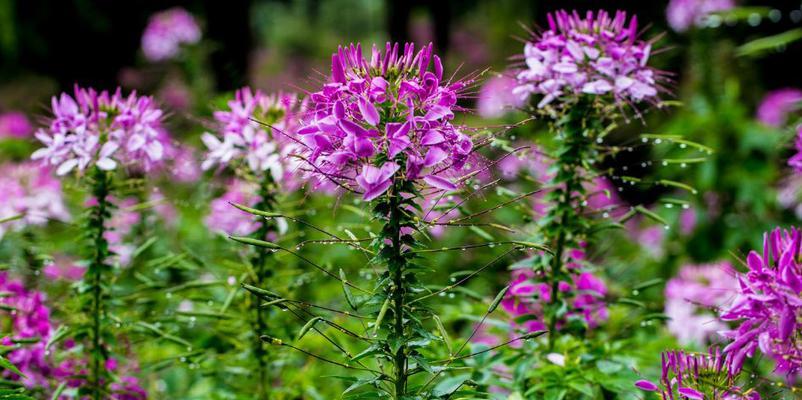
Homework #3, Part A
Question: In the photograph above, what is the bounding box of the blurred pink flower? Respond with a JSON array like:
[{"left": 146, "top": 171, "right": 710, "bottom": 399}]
[
  {"left": 477, "top": 75, "right": 522, "bottom": 118},
  {"left": 0, "top": 162, "right": 70, "bottom": 239},
  {"left": 756, "top": 88, "right": 802, "bottom": 127},
  {"left": 42, "top": 255, "right": 85, "bottom": 281},
  {"left": 0, "top": 111, "right": 32, "bottom": 138},
  {"left": 141, "top": 7, "right": 201, "bottom": 62},
  {"left": 666, "top": 0, "right": 735, "bottom": 32}
]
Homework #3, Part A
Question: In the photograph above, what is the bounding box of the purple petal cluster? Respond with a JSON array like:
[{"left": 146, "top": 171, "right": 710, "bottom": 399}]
[
  {"left": 141, "top": 7, "right": 201, "bottom": 62},
  {"left": 664, "top": 262, "right": 738, "bottom": 345},
  {"left": 205, "top": 180, "right": 288, "bottom": 237},
  {"left": 514, "top": 10, "right": 661, "bottom": 110},
  {"left": 756, "top": 88, "right": 802, "bottom": 128},
  {"left": 295, "top": 42, "right": 476, "bottom": 201},
  {"left": 0, "top": 273, "right": 56, "bottom": 388},
  {"left": 32, "top": 86, "right": 173, "bottom": 175},
  {"left": 0, "top": 162, "right": 70, "bottom": 238},
  {"left": 720, "top": 227, "right": 802, "bottom": 375},
  {"left": 202, "top": 88, "right": 305, "bottom": 188},
  {"left": 501, "top": 260, "right": 609, "bottom": 333},
  {"left": 636, "top": 347, "right": 760, "bottom": 399},
  {"left": 666, "top": 0, "right": 736, "bottom": 32},
  {"left": 477, "top": 74, "right": 523, "bottom": 118},
  {"left": 0, "top": 111, "right": 32, "bottom": 138}
]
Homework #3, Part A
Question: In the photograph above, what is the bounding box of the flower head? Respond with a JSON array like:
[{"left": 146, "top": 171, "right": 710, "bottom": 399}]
[
  {"left": 0, "top": 111, "right": 32, "bottom": 138},
  {"left": 0, "top": 162, "right": 70, "bottom": 238},
  {"left": 205, "top": 180, "right": 288, "bottom": 237},
  {"left": 477, "top": 74, "right": 523, "bottom": 118},
  {"left": 756, "top": 88, "right": 802, "bottom": 128},
  {"left": 295, "top": 42, "right": 478, "bottom": 201},
  {"left": 720, "top": 227, "right": 802, "bottom": 375},
  {"left": 141, "top": 7, "right": 201, "bottom": 62},
  {"left": 202, "top": 88, "right": 305, "bottom": 188},
  {"left": 514, "top": 10, "right": 663, "bottom": 111},
  {"left": 666, "top": 0, "right": 736, "bottom": 32},
  {"left": 636, "top": 347, "right": 760, "bottom": 400},
  {"left": 665, "top": 262, "right": 738, "bottom": 345},
  {"left": 32, "top": 86, "right": 172, "bottom": 175}
]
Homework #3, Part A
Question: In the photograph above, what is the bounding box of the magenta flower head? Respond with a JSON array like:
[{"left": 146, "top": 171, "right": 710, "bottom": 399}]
[
  {"left": 0, "top": 162, "right": 70, "bottom": 238},
  {"left": 202, "top": 88, "right": 305, "bottom": 187},
  {"left": 720, "top": 227, "right": 802, "bottom": 376},
  {"left": 666, "top": 0, "right": 735, "bottom": 32},
  {"left": 294, "top": 42, "right": 478, "bottom": 202},
  {"left": 514, "top": 10, "right": 664, "bottom": 114},
  {"left": 31, "top": 86, "right": 173, "bottom": 175},
  {"left": 636, "top": 347, "right": 760, "bottom": 400},
  {"left": 756, "top": 88, "right": 802, "bottom": 128},
  {"left": 664, "top": 262, "right": 738, "bottom": 346},
  {"left": 141, "top": 7, "right": 201, "bottom": 62},
  {"left": 205, "top": 179, "right": 288, "bottom": 236},
  {"left": 0, "top": 111, "right": 32, "bottom": 138}
]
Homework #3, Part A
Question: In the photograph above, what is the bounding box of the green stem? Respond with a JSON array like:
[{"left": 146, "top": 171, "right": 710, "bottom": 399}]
[
  {"left": 386, "top": 180, "right": 409, "bottom": 398},
  {"left": 87, "top": 167, "right": 111, "bottom": 400},
  {"left": 250, "top": 174, "right": 277, "bottom": 399}
]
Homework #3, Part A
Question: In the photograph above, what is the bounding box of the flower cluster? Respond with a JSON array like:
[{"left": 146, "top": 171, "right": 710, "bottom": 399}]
[
  {"left": 32, "top": 86, "right": 172, "bottom": 175},
  {"left": 202, "top": 88, "right": 305, "bottom": 187},
  {"left": 0, "top": 162, "right": 70, "bottom": 238},
  {"left": 635, "top": 347, "right": 760, "bottom": 400},
  {"left": 0, "top": 111, "right": 32, "bottom": 138},
  {"left": 205, "top": 180, "right": 287, "bottom": 237},
  {"left": 295, "top": 42, "right": 476, "bottom": 201},
  {"left": 0, "top": 273, "right": 56, "bottom": 388},
  {"left": 477, "top": 74, "right": 522, "bottom": 118},
  {"left": 501, "top": 262, "right": 609, "bottom": 333},
  {"left": 666, "top": 0, "right": 736, "bottom": 32},
  {"left": 513, "top": 10, "right": 661, "bottom": 110},
  {"left": 141, "top": 7, "right": 201, "bottom": 62},
  {"left": 664, "top": 262, "right": 738, "bottom": 345},
  {"left": 756, "top": 88, "right": 802, "bottom": 127},
  {"left": 720, "top": 227, "right": 802, "bottom": 375}
]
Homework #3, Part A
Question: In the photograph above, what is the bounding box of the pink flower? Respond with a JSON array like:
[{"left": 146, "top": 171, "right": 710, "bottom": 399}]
[
  {"left": 666, "top": 0, "right": 736, "bottom": 32},
  {"left": 141, "top": 7, "right": 201, "bottom": 62},
  {"left": 0, "top": 162, "right": 70, "bottom": 238},
  {"left": 477, "top": 75, "right": 522, "bottom": 118},
  {"left": 355, "top": 162, "right": 400, "bottom": 201},
  {"left": 32, "top": 86, "right": 173, "bottom": 175},
  {"left": 0, "top": 111, "right": 32, "bottom": 138},
  {"left": 514, "top": 10, "right": 663, "bottom": 111},
  {"left": 756, "top": 88, "right": 802, "bottom": 127},
  {"left": 42, "top": 255, "right": 86, "bottom": 281},
  {"left": 205, "top": 180, "right": 287, "bottom": 237},
  {"left": 294, "top": 42, "right": 479, "bottom": 200}
]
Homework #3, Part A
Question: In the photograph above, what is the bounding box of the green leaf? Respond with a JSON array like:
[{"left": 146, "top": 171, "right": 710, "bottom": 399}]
[
  {"left": 431, "top": 374, "right": 470, "bottom": 397},
  {"left": 737, "top": 28, "right": 802, "bottom": 57},
  {"left": 0, "top": 355, "right": 25, "bottom": 378}
]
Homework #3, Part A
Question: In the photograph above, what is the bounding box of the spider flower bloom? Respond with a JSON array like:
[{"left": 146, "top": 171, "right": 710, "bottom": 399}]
[
  {"left": 295, "top": 42, "right": 477, "bottom": 201},
  {"left": 756, "top": 88, "right": 802, "bottom": 128},
  {"left": 0, "top": 273, "right": 57, "bottom": 389},
  {"left": 31, "top": 86, "right": 172, "bottom": 175},
  {"left": 513, "top": 10, "right": 663, "bottom": 111},
  {"left": 720, "top": 227, "right": 802, "bottom": 375},
  {"left": 635, "top": 347, "right": 760, "bottom": 399},
  {"left": 202, "top": 88, "right": 305, "bottom": 187},
  {"left": 0, "top": 111, "right": 32, "bottom": 138},
  {"left": 666, "top": 0, "right": 735, "bottom": 32},
  {"left": 205, "top": 180, "right": 288, "bottom": 237},
  {"left": 141, "top": 7, "right": 201, "bottom": 62},
  {"left": 664, "top": 262, "right": 738, "bottom": 345},
  {"left": 0, "top": 162, "right": 70, "bottom": 238}
]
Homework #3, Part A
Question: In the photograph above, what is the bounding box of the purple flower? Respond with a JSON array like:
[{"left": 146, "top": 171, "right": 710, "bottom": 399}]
[
  {"left": 756, "top": 88, "right": 802, "bottom": 127},
  {"left": 202, "top": 88, "right": 305, "bottom": 189},
  {"left": 110, "top": 375, "right": 148, "bottom": 400},
  {"left": 720, "top": 227, "right": 802, "bottom": 375},
  {"left": 636, "top": 347, "right": 760, "bottom": 400},
  {"left": 205, "top": 180, "right": 288, "bottom": 237},
  {"left": 666, "top": 0, "right": 736, "bottom": 32},
  {"left": 294, "top": 42, "right": 478, "bottom": 202},
  {"left": 141, "top": 7, "right": 201, "bottom": 62},
  {"left": 665, "top": 262, "right": 738, "bottom": 345},
  {"left": 0, "top": 162, "right": 70, "bottom": 238},
  {"left": 514, "top": 10, "right": 664, "bottom": 111},
  {"left": 0, "top": 111, "right": 32, "bottom": 138},
  {"left": 477, "top": 74, "right": 522, "bottom": 118},
  {"left": 32, "top": 86, "right": 173, "bottom": 175}
]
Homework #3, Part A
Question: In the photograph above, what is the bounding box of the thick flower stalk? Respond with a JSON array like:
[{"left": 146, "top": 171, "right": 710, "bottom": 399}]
[
  {"left": 141, "top": 7, "right": 201, "bottom": 62},
  {"left": 635, "top": 348, "right": 761, "bottom": 399},
  {"left": 31, "top": 86, "right": 171, "bottom": 398},
  {"left": 720, "top": 227, "right": 802, "bottom": 375},
  {"left": 512, "top": 9, "right": 665, "bottom": 348},
  {"left": 203, "top": 87, "right": 303, "bottom": 397}
]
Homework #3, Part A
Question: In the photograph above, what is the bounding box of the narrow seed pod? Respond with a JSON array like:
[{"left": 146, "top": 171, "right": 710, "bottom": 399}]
[
  {"left": 230, "top": 202, "right": 283, "bottom": 218},
  {"left": 297, "top": 317, "right": 323, "bottom": 341},
  {"left": 488, "top": 285, "right": 511, "bottom": 314},
  {"left": 432, "top": 315, "right": 452, "bottom": 355},
  {"left": 241, "top": 283, "right": 281, "bottom": 300},
  {"left": 229, "top": 236, "right": 281, "bottom": 249},
  {"left": 374, "top": 297, "right": 391, "bottom": 335}
]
